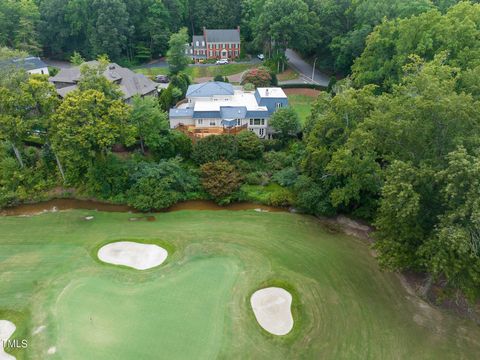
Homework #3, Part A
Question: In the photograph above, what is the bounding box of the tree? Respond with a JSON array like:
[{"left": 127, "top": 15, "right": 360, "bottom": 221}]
[
  {"left": 236, "top": 130, "right": 264, "bottom": 160},
  {"left": 192, "top": 134, "right": 238, "bottom": 164},
  {"left": 241, "top": 67, "right": 272, "bottom": 88},
  {"left": 70, "top": 51, "right": 85, "bottom": 65},
  {"left": 51, "top": 89, "right": 136, "bottom": 183},
  {"left": 269, "top": 107, "right": 300, "bottom": 141},
  {"left": 129, "top": 95, "right": 169, "bottom": 154},
  {"left": 77, "top": 59, "right": 123, "bottom": 100},
  {"left": 89, "top": 0, "right": 131, "bottom": 61},
  {"left": 167, "top": 27, "right": 190, "bottom": 74},
  {"left": 254, "top": 0, "right": 309, "bottom": 62},
  {"left": 126, "top": 158, "right": 198, "bottom": 211},
  {"left": 200, "top": 160, "right": 243, "bottom": 203}
]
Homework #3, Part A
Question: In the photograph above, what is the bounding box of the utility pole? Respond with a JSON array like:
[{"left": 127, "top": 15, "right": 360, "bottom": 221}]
[{"left": 312, "top": 57, "right": 318, "bottom": 82}]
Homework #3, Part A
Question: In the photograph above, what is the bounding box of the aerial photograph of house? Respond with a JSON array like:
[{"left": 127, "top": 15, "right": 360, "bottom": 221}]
[
  {"left": 169, "top": 82, "right": 288, "bottom": 139},
  {"left": 1, "top": 1, "right": 480, "bottom": 359}
]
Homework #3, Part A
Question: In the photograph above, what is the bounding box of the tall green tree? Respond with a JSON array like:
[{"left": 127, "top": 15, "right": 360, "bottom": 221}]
[{"left": 166, "top": 27, "right": 190, "bottom": 74}]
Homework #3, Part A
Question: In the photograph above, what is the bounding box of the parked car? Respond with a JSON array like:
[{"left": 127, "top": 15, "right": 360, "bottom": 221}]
[
  {"left": 257, "top": 54, "right": 265, "bottom": 60},
  {"left": 154, "top": 74, "right": 169, "bottom": 83},
  {"left": 215, "top": 59, "right": 229, "bottom": 65}
]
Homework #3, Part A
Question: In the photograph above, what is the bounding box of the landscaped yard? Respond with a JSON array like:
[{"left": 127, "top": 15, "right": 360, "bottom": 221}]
[
  {"left": 0, "top": 208, "right": 479, "bottom": 359},
  {"left": 134, "top": 63, "right": 257, "bottom": 82},
  {"left": 285, "top": 88, "right": 321, "bottom": 125}
]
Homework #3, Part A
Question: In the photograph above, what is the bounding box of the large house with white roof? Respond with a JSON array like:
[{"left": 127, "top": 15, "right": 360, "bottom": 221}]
[
  {"left": 169, "top": 82, "right": 288, "bottom": 139},
  {"left": 186, "top": 27, "right": 241, "bottom": 62}
]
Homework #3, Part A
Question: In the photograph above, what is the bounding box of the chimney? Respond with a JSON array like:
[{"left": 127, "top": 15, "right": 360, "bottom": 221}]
[
  {"left": 265, "top": 89, "right": 269, "bottom": 96},
  {"left": 237, "top": 26, "right": 240, "bottom": 33}
]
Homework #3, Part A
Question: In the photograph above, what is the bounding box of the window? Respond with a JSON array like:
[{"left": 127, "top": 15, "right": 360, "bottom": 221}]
[
  {"left": 228, "top": 50, "right": 232, "bottom": 57},
  {"left": 275, "top": 102, "right": 283, "bottom": 109},
  {"left": 236, "top": 119, "right": 241, "bottom": 125},
  {"left": 234, "top": 50, "right": 238, "bottom": 56},
  {"left": 202, "top": 41, "right": 205, "bottom": 46},
  {"left": 250, "top": 119, "right": 262, "bottom": 126},
  {"left": 216, "top": 50, "right": 220, "bottom": 56},
  {"left": 196, "top": 41, "right": 199, "bottom": 46},
  {"left": 210, "top": 121, "right": 216, "bottom": 126},
  {"left": 198, "top": 119, "right": 203, "bottom": 125},
  {"left": 216, "top": 43, "right": 219, "bottom": 49},
  {"left": 259, "top": 128, "right": 265, "bottom": 136},
  {"left": 209, "top": 50, "right": 212, "bottom": 57},
  {"left": 185, "top": 49, "right": 188, "bottom": 54}
]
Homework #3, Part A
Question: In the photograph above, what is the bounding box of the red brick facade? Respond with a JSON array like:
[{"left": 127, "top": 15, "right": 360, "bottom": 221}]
[{"left": 189, "top": 27, "right": 241, "bottom": 61}]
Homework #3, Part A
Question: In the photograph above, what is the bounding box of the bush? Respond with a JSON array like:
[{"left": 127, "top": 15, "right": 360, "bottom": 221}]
[
  {"left": 237, "top": 130, "right": 264, "bottom": 160},
  {"left": 241, "top": 66, "right": 272, "bottom": 88},
  {"left": 200, "top": 160, "right": 243, "bottom": 204},
  {"left": 272, "top": 166, "right": 298, "bottom": 187},
  {"left": 245, "top": 171, "right": 270, "bottom": 185},
  {"left": 192, "top": 134, "right": 238, "bottom": 164},
  {"left": 213, "top": 74, "right": 227, "bottom": 82},
  {"left": 243, "top": 83, "right": 255, "bottom": 91},
  {"left": 126, "top": 158, "right": 199, "bottom": 211}
]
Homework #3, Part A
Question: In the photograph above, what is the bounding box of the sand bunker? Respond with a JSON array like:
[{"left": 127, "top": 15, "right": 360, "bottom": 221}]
[
  {"left": 250, "top": 287, "right": 293, "bottom": 336},
  {"left": 98, "top": 241, "right": 168, "bottom": 270},
  {"left": 0, "top": 320, "right": 16, "bottom": 360}
]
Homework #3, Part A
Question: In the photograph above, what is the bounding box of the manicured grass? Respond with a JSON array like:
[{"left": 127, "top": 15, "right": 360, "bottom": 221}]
[
  {"left": 288, "top": 94, "right": 316, "bottom": 125},
  {"left": 277, "top": 67, "right": 299, "bottom": 81},
  {"left": 0, "top": 210, "right": 479, "bottom": 359},
  {"left": 134, "top": 63, "right": 255, "bottom": 81}
]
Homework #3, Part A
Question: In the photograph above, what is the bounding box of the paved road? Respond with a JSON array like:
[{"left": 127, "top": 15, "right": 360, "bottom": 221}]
[
  {"left": 137, "top": 57, "right": 260, "bottom": 69},
  {"left": 285, "top": 49, "right": 330, "bottom": 87}
]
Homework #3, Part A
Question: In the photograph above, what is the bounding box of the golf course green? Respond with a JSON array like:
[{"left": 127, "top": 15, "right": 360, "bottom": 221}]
[{"left": 0, "top": 208, "right": 479, "bottom": 359}]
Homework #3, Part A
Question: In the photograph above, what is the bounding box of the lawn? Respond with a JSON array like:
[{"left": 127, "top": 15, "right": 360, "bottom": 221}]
[
  {"left": 286, "top": 90, "right": 321, "bottom": 125},
  {"left": 0, "top": 209, "right": 479, "bottom": 359},
  {"left": 134, "top": 63, "right": 256, "bottom": 82}
]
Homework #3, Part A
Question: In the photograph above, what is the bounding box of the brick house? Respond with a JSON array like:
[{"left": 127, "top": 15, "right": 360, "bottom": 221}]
[{"left": 186, "top": 27, "right": 241, "bottom": 62}]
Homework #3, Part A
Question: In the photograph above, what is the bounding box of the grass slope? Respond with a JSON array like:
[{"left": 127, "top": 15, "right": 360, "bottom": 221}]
[
  {"left": 0, "top": 210, "right": 478, "bottom": 359},
  {"left": 288, "top": 94, "right": 315, "bottom": 125}
]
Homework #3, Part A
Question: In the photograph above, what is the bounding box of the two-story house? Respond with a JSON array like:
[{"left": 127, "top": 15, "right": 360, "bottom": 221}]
[
  {"left": 186, "top": 27, "right": 241, "bottom": 62},
  {"left": 169, "top": 82, "right": 288, "bottom": 139}
]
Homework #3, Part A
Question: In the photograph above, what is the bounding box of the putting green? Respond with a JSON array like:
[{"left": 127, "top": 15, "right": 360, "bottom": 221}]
[
  {"left": 54, "top": 258, "right": 239, "bottom": 360},
  {"left": 0, "top": 209, "right": 479, "bottom": 359}
]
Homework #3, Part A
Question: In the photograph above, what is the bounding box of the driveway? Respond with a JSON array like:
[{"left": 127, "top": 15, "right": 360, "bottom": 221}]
[{"left": 285, "top": 49, "right": 330, "bottom": 87}]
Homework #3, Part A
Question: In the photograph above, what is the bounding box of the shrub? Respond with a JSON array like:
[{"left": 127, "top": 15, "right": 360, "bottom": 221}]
[
  {"left": 213, "top": 74, "right": 227, "bottom": 82},
  {"left": 192, "top": 134, "right": 238, "bottom": 164},
  {"left": 272, "top": 166, "right": 298, "bottom": 187},
  {"left": 241, "top": 66, "right": 272, "bottom": 88},
  {"left": 243, "top": 83, "right": 255, "bottom": 91},
  {"left": 245, "top": 171, "right": 270, "bottom": 185},
  {"left": 126, "top": 158, "right": 199, "bottom": 211},
  {"left": 200, "top": 160, "right": 243, "bottom": 203},
  {"left": 236, "top": 130, "right": 264, "bottom": 160}
]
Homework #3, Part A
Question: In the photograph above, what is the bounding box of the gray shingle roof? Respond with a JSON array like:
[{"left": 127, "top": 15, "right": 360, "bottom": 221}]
[
  {"left": 50, "top": 62, "right": 157, "bottom": 100},
  {"left": 192, "top": 35, "right": 206, "bottom": 48},
  {"left": 0, "top": 56, "right": 48, "bottom": 71},
  {"left": 205, "top": 29, "right": 240, "bottom": 43},
  {"left": 186, "top": 82, "right": 234, "bottom": 97}
]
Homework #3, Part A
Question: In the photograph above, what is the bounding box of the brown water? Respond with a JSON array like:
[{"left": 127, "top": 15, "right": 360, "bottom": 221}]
[{"left": 0, "top": 199, "right": 284, "bottom": 216}]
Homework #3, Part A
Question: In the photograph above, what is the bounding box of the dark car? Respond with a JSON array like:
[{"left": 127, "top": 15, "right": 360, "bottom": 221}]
[{"left": 154, "top": 75, "right": 169, "bottom": 83}]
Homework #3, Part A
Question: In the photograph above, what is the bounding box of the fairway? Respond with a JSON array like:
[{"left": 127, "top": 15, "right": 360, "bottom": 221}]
[{"left": 0, "top": 209, "right": 479, "bottom": 359}]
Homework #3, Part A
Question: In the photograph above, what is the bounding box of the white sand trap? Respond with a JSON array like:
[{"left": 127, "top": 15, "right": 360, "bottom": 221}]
[
  {"left": 0, "top": 320, "right": 16, "bottom": 360},
  {"left": 98, "top": 241, "right": 168, "bottom": 270},
  {"left": 47, "top": 346, "right": 56, "bottom": 355},
  {"left": 250, "top": 287, "right": 293, "bottom": 336}
]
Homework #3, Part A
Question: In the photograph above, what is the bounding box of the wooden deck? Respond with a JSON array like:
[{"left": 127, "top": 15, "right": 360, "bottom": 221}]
[{"left": 175, "top": 124, "right": 248, "bottom": 140}]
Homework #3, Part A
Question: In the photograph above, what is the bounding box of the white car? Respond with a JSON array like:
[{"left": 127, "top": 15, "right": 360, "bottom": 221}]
[
  {"left": 257, "top": 54, "right": 265, "bottom": 60},
  {"left": 216, "top": 59, "right": 229, "bottom": 65}
]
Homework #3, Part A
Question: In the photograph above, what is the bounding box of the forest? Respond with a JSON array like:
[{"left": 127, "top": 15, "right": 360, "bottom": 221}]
[{"left": 1, "top": 1, "right": 480, "bottom": 306}]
